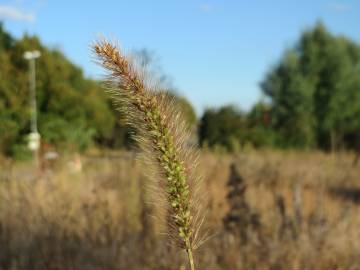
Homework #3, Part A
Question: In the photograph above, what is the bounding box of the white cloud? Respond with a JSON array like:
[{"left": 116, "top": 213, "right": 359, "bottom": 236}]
[
  {"left": 328, "top": 3, "right": 351, "bottom": 12},
  {"left": 0, "top": 5, "right": 35, "bottom": 22},
  {"left": 199, "top": 3, "right": 214, "bottom": 13}
]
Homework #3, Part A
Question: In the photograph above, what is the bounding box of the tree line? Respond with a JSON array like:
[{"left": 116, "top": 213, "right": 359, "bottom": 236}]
[
  {"left": 199, "top": 22, "right": 360, "bottom": 153},
  {"left": 1, "top": 22, "right": 360, "bottom": 158},
  {"left": 0, "top": 24, "right": 196, "bottom": 158}
]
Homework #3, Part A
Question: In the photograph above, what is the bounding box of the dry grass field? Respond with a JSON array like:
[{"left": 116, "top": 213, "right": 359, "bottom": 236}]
[{"left": 0, "top": 150, "right": 359, "bottom": 270}]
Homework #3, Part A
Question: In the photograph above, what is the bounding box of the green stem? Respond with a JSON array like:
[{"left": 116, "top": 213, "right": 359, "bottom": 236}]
[{"left": 186, "top": 247, "right": 195, "bottom": 270}]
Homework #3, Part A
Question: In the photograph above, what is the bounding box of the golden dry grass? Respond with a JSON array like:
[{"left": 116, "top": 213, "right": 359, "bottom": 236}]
[{"left": 0, "top": 149, "right": 359, "bottom": 269}]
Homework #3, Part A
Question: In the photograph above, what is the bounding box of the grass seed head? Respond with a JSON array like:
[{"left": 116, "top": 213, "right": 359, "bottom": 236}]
[{"left": 92, "top": 39, "right": 206, "bottom": 252}]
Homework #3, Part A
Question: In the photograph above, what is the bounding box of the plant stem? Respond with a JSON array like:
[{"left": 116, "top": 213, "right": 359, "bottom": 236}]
[{"left": 186, "top": 246, "right": 195, "bottom": 270}]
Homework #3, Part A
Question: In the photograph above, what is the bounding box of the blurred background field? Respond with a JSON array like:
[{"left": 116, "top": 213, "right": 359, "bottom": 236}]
[
  {"left": 1, "top": 1, "right": 360, "bottom": 269},
  {"left": 1, "top": 150, "right": 360, "bottom": 270}
]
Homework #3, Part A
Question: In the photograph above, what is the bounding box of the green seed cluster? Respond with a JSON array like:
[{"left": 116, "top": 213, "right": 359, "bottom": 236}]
[{"left": 135, "top": 95, "right": 192, "bottom": 247}]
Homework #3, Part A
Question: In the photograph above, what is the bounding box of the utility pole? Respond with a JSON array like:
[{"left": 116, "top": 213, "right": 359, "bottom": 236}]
[{"left": 24, "top": 50, "right": 41, "bottom": 169}]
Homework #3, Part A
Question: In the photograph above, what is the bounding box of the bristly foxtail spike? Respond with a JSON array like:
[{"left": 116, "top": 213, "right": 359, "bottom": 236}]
[{"left": 92, "top": 39, "right": 206, "bottom": 270}]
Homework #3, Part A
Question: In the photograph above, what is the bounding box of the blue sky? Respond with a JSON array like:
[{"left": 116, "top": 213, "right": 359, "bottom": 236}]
[{"left": 1, "top": 0, "right": 359, "bottom": 115}]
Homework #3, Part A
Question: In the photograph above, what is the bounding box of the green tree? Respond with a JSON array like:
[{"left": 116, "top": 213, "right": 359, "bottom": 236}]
[
  {"left": 0, "top": 26, "right": 115, "bottom": 156},
  {"left": 261, "top": 51, "right": 315, "bottom": 148},
  {"left": 246, "top": 101, "right": 277, "bottom": 147},
  {"left": 0, "top": 26, "right": 197, "bottom": 157},
  {"left": 199, "top": 105, "right": 245, "bottom": 151},
  {"left": 261, "top": 22, "right": 360, "bottom": 151}
]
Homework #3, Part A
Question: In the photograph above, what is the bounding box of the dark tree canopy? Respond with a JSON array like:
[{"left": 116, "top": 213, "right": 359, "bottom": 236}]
[
  {"left": 199, "top": 106, "right": 246, "bottom": 151},
  {"left": 198, "top": 103, "right": 275, "bottom": 151}
]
